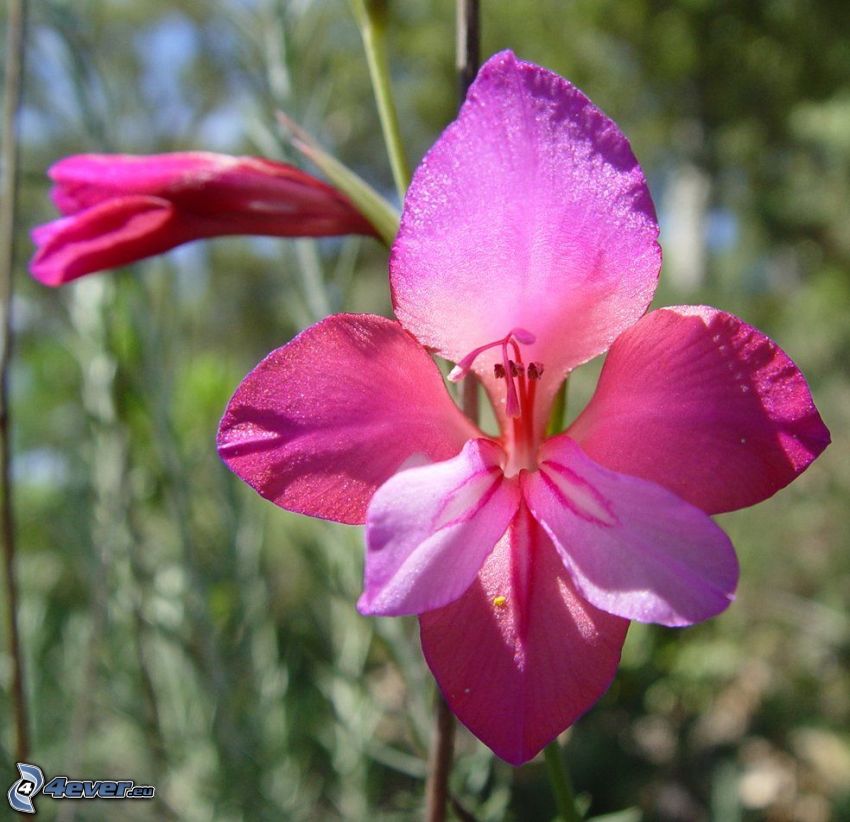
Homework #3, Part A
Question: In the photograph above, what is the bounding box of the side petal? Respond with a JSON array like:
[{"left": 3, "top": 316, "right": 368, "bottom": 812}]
[
  {"left": 30, "top": 196, "right": 183, "bottom": 286},
  {"left": 568, "top": 306, "right": 831, "bottom": 514},
  {"left": 359, "top": 439, "right": 519, "bottom": 616},
  {"left": 49, "top": 152, "right": 376, "bottom": 238},
  {"left": 217, "top": 314, "right": 480, "bottom": 525},
  {"left": 524, "top": 436, "right": 739, "bottom": 627},
  {"left": 391, "top": 51, "right": 660, "bottom": 384},
  {"left": 420, "top": 504, "right": 628, "bottom": 766}
]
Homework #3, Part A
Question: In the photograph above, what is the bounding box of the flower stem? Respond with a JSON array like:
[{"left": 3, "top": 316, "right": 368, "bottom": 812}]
[
  {"left": 456, "top": 0, "right": 480, "bottom": 99},
  {"left": 424, "top": 6, "right": 481, "bottom": 818},
  {"left": 350, "top": 0, "right": 410, "bottom": 202},
  {"left": 0, "top": 0, "right": 29, "bottom": 764},
  {"left": 544, "top": 741, "right": 582, "bottom": 822},
  {"left": 425, "top": 692, "right": 455, "bottom": 822}
]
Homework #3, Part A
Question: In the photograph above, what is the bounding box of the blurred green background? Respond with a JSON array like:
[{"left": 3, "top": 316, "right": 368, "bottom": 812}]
[{"left": 2, "top": 1, "right": 849, "bottom": 819}]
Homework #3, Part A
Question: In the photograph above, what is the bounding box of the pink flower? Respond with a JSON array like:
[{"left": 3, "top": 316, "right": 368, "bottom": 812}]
[
  {"left": 30, "top": 152, "right": 377, "bottom": 286},
  {"left": 216, "top": 53, "right": 829, "bottom": 764}
]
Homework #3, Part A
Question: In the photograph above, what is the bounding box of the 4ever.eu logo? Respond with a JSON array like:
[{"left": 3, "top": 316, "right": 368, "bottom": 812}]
[{"left": 7, "top": 762, "right": 155, "bottom": 814}]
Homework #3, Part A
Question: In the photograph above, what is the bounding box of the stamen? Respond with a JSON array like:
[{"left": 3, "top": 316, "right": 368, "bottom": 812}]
[
  {"left": 447, "top": 327, "right": 536, "bottom": 383},
  {"left": 450, "top": 328, "right": 538, "bottom": 420},
  {"left": 527, "top": 362, "right": 544, "bottom": 380}
]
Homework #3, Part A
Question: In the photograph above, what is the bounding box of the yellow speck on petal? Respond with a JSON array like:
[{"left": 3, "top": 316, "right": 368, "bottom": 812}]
[{"left": 492, "top": 595, "right": 507, "bottom": 608}]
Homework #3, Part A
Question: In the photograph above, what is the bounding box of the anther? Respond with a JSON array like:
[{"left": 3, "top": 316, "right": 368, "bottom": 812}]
[
  {"left": 527, "top": 362, "right": 544, "bottom": 380},
  {"left": 494, "top": 363, "right": 505, "bottom": 379}
]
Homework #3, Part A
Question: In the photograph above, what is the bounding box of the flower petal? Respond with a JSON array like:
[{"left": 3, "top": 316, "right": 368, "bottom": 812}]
[
  {"left": 420, "top": 504, "right": 628, "bottom": 765},
  {"left": 524, "top": 436, "right": 739, "bottom": 627},
  {"left": 359, "top": 439, "right": 519, "bottom": 616},
  {"left": 391, "top": 51, "right": 660, "bottom": 388},
  {"left": 568, "top": 306, "right": 831, "bottom": 514},
  {"left": 49, "top": 152, "right": 376, "bottom": 237},
  {"left": 217, "top": 314, "right": 480, "bottom": 525},
  {"left": 30, "top": 196, "right": 183, "bottom": 286}
]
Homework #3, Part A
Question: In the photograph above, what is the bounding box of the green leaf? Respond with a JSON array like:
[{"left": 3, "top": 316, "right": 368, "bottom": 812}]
[{"left": 278, "top": 112, "right": 400, "bottom": 247}]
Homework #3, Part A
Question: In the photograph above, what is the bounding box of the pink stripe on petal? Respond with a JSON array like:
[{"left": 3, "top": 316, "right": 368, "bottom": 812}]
[
  {"left": 217, "top": 314, "right": 480, "bottom": 525},
  {"left": 391, "top": 51, "right": 660, "bottom": 391},
  {"left": 524, "top": 436, "right": 739, "bottom": 627},
  {"left": 420, "top": 504, "right": 628, "bottom": 766},
  {"left": 359, "top": 439, "right": 519, "bottom": 616},
  {"left": 568, "top": 306, "right": 830, "bottom": 514}
]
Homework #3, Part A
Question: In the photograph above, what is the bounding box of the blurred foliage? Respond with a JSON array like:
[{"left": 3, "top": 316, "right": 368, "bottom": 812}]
[{"left": 1, "top": 0, "right": 849, "bottom": 820}]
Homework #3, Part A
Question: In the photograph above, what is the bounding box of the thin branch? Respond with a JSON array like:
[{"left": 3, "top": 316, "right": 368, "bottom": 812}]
[
  {"left": 0, "top": 0, "right": 29, "bottom": 764},
  {"left": 424, "top": 6, "right": 481, "bottom": 817},
  {"left": 544, "top": 741, "right": 582, "bottom": 822},
  {"left": 425, "top": 693, "right": 455, "bottom": 822},
  {"left": 456, "top": 0, "right": 480, "bottom": 100}
]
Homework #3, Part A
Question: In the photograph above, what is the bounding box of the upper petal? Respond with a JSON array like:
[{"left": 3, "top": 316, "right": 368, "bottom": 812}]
[
  {"left": 391, "top": 51, "right": 660, "bottom": 385},
  {"left": 568, "top": 306, "right": 831, "bottom": 514},
  {"left": 420, "top": 504, "right": 628, "bottom": 766},
  {"left": 30, "top": 195, "right": 183, "bottom": 286},
  {"left": 217, "top": 314, "right": 480, "bottom": 525},
  {"left": 358, "top": 439, "right": 520, "bottom": 616},
  {"left": 524, "top": 436, "right": 739, "bottom": 627}
]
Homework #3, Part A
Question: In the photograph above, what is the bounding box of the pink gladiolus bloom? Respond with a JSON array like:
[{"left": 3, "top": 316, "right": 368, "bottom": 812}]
[
  {"left": 30, "top": 152, "right": 377, "bottom": 286},
  {"left": 217, "top": 52, "right": 830, "bottom": 764}
]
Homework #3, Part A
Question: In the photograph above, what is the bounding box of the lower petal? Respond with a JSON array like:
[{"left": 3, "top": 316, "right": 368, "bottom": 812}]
[
  {"left": 359, "top": 439, "right": 519, "bottom": 616},
  {"left": 419, "top": 505, "right": 628, "bottom": 766},
  {"left": 524, "top": 436, "right": 739, "bottom": 627}
]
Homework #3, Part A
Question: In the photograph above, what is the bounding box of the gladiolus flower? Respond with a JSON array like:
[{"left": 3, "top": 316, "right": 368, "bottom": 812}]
[
  {"left": 217, "top": 52, "right": 829, "bottom": 764},
  {"left": 30, "top": 152, "right": 377, "bottom": 286}
]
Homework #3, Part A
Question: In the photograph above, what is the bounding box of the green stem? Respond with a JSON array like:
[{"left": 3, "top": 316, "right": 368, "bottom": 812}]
[
  {"left": 350, "top": 0, "right": 410, "bottom": 201},
  {"left": 547, "top": 377, "right": 569, "bottom": 436},
  {"left": 544, "top": 742, "right": 582, "bottom": 822},
  {"left": 0, "top": 0, "right": 29, "bottom": 764}
]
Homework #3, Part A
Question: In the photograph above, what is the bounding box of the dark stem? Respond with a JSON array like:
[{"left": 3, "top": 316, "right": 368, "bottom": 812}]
[
  {"left": 456, "top": 0, "right": 480, "bottom": 100},
  {"left": 461, "top": 373, "right": 479, "bottom": 422},
  {"left": 0, "top": 0, "right": 29, "bottom": 764},
  {"left": 424, "top": 5, "right": 482, "bottom": 818},
  {"left": 425, "top": 692, "right": 456, "bottom": 822}
]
